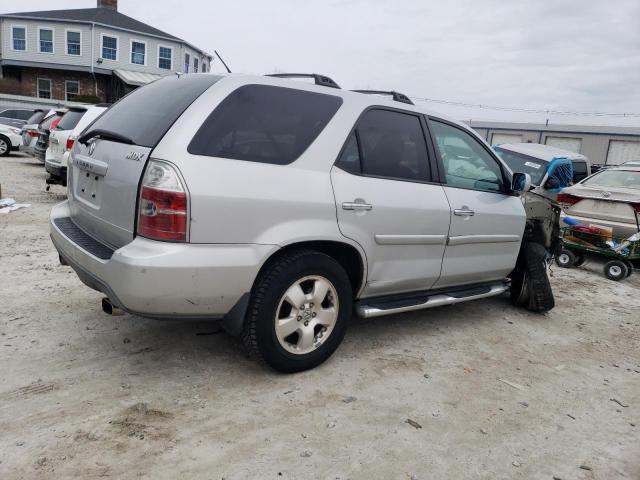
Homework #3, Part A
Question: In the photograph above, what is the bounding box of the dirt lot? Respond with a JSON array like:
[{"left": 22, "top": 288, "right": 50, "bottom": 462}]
[{"left": 1, "top": 153, "right": 639, "bottom": 480}]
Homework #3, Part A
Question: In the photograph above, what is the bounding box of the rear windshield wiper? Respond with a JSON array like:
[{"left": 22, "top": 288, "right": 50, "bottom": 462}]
[{"left": 78, "top": 129, "right": 135, "bottom": 146}]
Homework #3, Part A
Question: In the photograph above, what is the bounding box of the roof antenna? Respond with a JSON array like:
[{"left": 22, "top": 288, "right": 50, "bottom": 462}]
[{"left": 214, "top": 50, "right": 232, "bottom": 73}]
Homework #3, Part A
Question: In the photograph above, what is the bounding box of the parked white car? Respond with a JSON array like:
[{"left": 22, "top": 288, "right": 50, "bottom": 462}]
[
  {"left": 0, "top": 123, "right": 23, "bottom": 156},
  {"left": 46, "top": 105, "right": 109, "bottom": 187}
]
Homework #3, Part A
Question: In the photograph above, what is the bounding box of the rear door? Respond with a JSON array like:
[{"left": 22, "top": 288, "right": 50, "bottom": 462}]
[
  {"left": 428, "top": 118, "right": 525, "bottom": 288},
  {"left": 67, "top": 75, "right": 221, "bottom": 249},
  {"left": 331, "top": 108, "right": 451, "bottom": 297}
]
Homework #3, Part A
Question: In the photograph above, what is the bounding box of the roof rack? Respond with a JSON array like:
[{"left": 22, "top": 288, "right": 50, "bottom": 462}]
[
  {"left": 352, "top": 90, "right": 414, "bottom": 105},
  {"left": 266, "top": 73, "right": 341, "bottom": 89}
]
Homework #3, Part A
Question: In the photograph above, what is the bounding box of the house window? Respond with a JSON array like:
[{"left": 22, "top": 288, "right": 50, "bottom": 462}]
[
  {"left": 67, "top": 30, "right": 81, "bottom": 55},
  {"left": 131, "top": 41, "right": 145, "bottom": 65},
  {"left": 184, "top": 53, "right": 190, "bottom": 73},
  {"left": 194, "top": 58, "right": 199, "bottom": 73},
  {"left": 65, "top": 81, "right": 80, "bottom": 101},
  {"left": 12, "top": 26, "right": 26, "bottom": 51},
  {"left": 158, "top": 46, "right": 172, "bottom": 70},
  {"left": 202, "top": 62, "right": 207, "bottom": 73},
  {"left": 39, "top": 28, "right": 54, "bottom": 53},
  {"left": 38, "top": 79, "right": 52, "bottom": 99},
  {"left": 102, "top": 35, "right": 117, "bottom": 60}
]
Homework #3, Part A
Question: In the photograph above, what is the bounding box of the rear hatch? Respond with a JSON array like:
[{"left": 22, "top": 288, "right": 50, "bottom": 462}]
[{"left": 68, "top": 74, "right": 221, "bottom": 249}]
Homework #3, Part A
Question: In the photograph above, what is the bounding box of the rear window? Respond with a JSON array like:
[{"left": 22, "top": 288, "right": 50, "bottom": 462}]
[
  {"left": 572, "top": 161, "right": 588, "bottom": 182},
  {"left": 188, "top": 84, "right": 343, "bottom": 165},
  {"left": 56, "top": 109, "right": 86, "bottom": 130},
  {"left": 39, "top": 113, "right": 62, "bottom": 131},
  {"left": 26, "top": 111, "right": 46, "bottom": 125},
  {"left": 583, "top": 170, "right": 640, "bottom": 190},
  {"left": 85, "top": 75, "right": 222, "bottom": 147},
  {"left": 494, "top": 147, "right": 548, "bottom": 185}
]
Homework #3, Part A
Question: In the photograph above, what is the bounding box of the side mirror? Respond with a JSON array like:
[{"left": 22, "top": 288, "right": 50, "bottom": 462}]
[{"left": 511, "top": 172, "right": 532, "bottom": 194}]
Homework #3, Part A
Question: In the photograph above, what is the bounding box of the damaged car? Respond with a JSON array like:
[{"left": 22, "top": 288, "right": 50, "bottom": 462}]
[{"left": 50, "top": 73, "right": 565, "bottom": 372}]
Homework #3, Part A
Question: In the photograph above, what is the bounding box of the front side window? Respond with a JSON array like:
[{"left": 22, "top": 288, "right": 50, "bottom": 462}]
[
  {"left": 12, "top": 27, "right": 26, "bottom": 50},
  {"left": 338, "top": 109, "right": 430, "bottom": 182},
  {"left": 194, "top": 57, "right": 199, "bottom": 73},
  {"left": 39, "top": 28, "right": 54, "bottom": 53},
  {"left": 38, "top": 79, "right": 52, "bottom": 99},
  {"left": 158, "top": 46, "right": 172, "bottom": 69},
  {"left": 67, "top": 30, "right": 81, "bottom": 55},
  {"left": 65, "top": 80, "right": 80, "bottom": 101},
  {"left": 188, "top": 84, "right": 343, "bottom": 165},
  {"left": 131, "top": 41, "right": 145, "bottom": 65},
  {"left": 431, "top": 120, "right": 505, "bottom": 192},
  {"left": 102, "top": 35, "right": 117, "bottom": 60},
  {"left": 184, "top": 53, "right": 190, "bottom": 73}
]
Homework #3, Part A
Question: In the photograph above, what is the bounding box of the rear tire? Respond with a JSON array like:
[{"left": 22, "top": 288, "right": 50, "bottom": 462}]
[
  {"left": 604, "top": 260, "right": 628, "bottom": 281},
  {"left": 555, "top": 249, "right": 575, "bottom": 268},
  {"left": 242, "top": 249, "right": 352, "bottom": 373},
  {"left": 511, "top": 242, "right": 555, "bottom": 313},
  {"left": 0, "top": 136, "right": 10, "bottom": 157}
]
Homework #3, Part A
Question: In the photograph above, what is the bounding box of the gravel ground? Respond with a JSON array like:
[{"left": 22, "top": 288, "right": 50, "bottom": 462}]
[{"left": 1, "top": 153, "right": 639, "bottom": 480}]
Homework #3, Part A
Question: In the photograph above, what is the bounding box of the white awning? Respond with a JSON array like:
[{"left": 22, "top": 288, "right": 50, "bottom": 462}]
[{"left": 113, "top": 69, "right": 165, "bottom": 87}]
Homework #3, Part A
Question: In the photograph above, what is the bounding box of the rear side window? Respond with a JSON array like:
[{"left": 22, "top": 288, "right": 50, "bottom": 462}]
[
  {"left": 56, "top": 109, "right": 86, "bottom": 130},
  {"left": 85, "top": 75, "right": 222, "bottom": 147},
  {"left": 26, "top": 111, "right": 46, "bottom": 125},
  {"left": 188, "top": 84, "right": 343, "bottom": 165},
  {"left": 39, "top": 114, "right": 61, "bottom": 131},
  {"left": 336, "top": 109, "right": 431, "bottom": 182},
  {"left": 572, "top": 161, "right": 588, "bottom": 182},
  {"left": 15, "top": 110, "right": 34, "bottom": 120}
]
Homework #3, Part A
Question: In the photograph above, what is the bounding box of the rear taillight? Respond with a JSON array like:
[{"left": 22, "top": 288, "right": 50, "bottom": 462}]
[
  {"left": 556, "top": 193, "right": 580, "bottom": 209},
  {"left": 137, "top": 160, "right": 188, "bottom": 242},
  {"left": 28, "top": 130, "right": 39, "bottom": 138},
  {"left": 66, "top": 138, "right": 75, "bottom": 151},
  {"left": 51, "top": 117, "right": 61, "bottom": 129}
]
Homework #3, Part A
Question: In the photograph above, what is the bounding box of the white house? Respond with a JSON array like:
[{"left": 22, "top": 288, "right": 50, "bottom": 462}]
[{"left": 0, "top": 0, "right": 213, "bottom": 102}]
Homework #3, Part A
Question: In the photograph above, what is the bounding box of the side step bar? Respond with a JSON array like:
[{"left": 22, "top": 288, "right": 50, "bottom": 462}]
[{"left": 356, "top": 282, "right": 509, "bottom": 318}]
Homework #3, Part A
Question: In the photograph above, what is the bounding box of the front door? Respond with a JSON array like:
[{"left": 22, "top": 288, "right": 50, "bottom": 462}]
[
  {"left": 428, "top": 119, "right": 526, "bottom": 288},
  {"left": 331, "top": 108, "right": 451, "bottom": 297}
]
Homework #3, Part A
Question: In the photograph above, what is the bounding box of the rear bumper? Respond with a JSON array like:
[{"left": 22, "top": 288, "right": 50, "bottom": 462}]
[
  {"left": 50, "top": 201, "right": 278, "bottom": 320},
  {"left": 45, "top": 161, "right": 67, "bottom": 181}
]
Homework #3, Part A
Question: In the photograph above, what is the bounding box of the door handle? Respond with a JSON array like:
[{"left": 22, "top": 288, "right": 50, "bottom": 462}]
[
  {"left": 342, "top": 200, "right": 373, "bottom": 211},
  {"left": 454, "top": 207, "right": 475, "bottom": 216}
]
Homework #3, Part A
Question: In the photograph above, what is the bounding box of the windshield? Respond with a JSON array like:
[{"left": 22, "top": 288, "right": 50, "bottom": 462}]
[
  {"left": 494, "top": 148, "right": 548, "bottom": 184},
  {"left": 56, "top": 109, "right": 86, "bottom": 131},
  {"left": 583, "top": 170, "right": 640, "bottom": 190}
]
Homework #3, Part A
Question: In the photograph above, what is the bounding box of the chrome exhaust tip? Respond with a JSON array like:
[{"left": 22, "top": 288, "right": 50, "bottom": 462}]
[{"left": 102, "top": 297, "right": 124, "bottom": 316}]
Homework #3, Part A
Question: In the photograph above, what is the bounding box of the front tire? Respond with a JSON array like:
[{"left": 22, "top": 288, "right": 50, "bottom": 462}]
[
  {"left": 242, "top": 249, "right": 352, "bottom": 373},
  {"left": 511, "top": 242, "right": 555, "bottom": 313}
]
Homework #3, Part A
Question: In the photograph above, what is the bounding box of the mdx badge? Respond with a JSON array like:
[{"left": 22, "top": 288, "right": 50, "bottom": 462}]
[{"left": 126, "top": 152, "right": 146, "bottom": 162}]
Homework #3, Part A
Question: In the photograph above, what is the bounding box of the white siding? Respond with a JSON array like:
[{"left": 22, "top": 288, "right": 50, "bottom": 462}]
[
  {"left": 1, "top": 17, "right": 211, "bottom": 76},
  {"left": 1, "top": 19, "right": 92, "bottom": 67}
]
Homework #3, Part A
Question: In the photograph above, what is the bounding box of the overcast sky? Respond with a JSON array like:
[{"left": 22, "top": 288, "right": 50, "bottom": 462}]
[{"left": 14, "top": 0, "right": 640, "bottom": 126}]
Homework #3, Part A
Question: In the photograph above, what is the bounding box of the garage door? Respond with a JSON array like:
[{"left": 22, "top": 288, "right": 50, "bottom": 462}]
[
  {"left": 606, "top": 140, "right": 640, "bottom": 165},
  {"left": 545, "top": 136, "right": 582, "bottom": 153},
  {"left": 491, "top": 133, "right": 523, "bottom": 145}
]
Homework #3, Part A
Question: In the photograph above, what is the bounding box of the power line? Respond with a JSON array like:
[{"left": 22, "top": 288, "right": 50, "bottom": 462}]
[{"left": 408, "top": 95, "right": 640, "bottom": 118}]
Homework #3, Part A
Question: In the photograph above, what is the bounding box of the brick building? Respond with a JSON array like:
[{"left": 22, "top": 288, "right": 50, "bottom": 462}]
[{"left": 0, "top": 0, "right": 212, "bottom": 102}]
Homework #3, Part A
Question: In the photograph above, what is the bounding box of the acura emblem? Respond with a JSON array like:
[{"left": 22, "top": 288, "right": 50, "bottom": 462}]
[{"left": 88, "top": 142, "right": 96, "bottom": 156}]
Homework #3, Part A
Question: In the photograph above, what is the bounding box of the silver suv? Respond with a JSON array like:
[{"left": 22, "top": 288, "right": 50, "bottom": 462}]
[{"left": 50, "top": 73, "right": 558, "bottom": 372}]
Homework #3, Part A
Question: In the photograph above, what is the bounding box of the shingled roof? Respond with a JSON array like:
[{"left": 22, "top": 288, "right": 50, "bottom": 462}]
[{"left": 2, "top": 7, "right": 182, "bottom": 42}]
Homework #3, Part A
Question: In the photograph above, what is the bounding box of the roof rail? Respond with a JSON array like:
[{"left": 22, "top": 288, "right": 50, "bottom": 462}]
[
  {"left": 266, "top": 73, "right": 341, "bottom": 89},
  {"left": 352, "top": 90, "right": 414, "bottom": 105}
]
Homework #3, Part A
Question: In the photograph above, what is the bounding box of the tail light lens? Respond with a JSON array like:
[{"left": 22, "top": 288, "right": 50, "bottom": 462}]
[
  {"left": 556, "top": 193, "right": 580, "bottom": 209},
  {"left": 28, "top": 130, "right": 39, "bottom": 138},
  {"left": 66, "top": 137, "right": 75, "bottom": 151},
  {"left": 137, "top": 160, "right": 188, "bottom": 242},
  {"left": 51, "top": 117, "right": 62, "bottom": 130}
]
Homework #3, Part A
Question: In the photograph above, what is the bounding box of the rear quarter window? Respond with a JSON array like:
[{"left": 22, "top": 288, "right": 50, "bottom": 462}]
[
  {"left": 188, "top": 84, "right": 343, "bottom": 165},
  {"left": 56, "top": 109, "right": 86, "bottom": 130}
]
